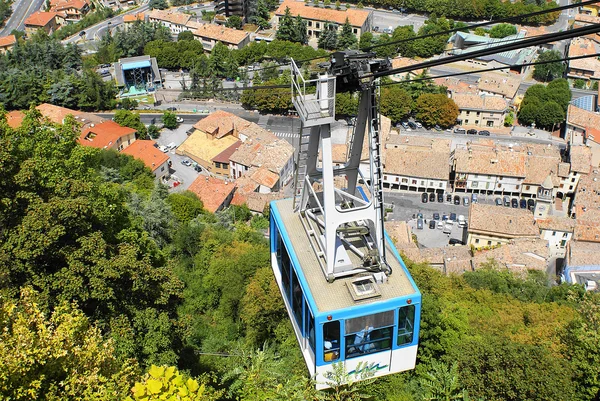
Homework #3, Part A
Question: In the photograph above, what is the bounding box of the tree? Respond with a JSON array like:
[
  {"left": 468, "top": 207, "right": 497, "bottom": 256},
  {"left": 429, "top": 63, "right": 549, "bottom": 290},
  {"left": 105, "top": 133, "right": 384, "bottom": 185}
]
[
  {"left": 162, "top": 110, "right": 179, "bottom": 129},
  {"left": 114, "top": 109, "right": 148, "bottom": 138},
  {"left": 573, "top": 78, "right": 586, "bottom": 89},
  {"left": 293, "top": 15, "right": 308, "bottom": 44},
  {"left": 518, "top": 99, "right": 540, "bottom": 126},
  {"left": 415, "top": 93, "right": 459, "bottom": 127},
  {"left": 226, "top": 15, "right": 243, "bottom": 29},
  {"left": 149, "top": 0, "right": 168, "bottom": 9},
  {"left": 537, "top": 101, "right": 565, "bottom": 130},
  {"left": 546, "top": 78, "right": 572, "bottom": 111},
  {"left": 252, "top": 0, "right": 272, "bottom": 29},
  {"left": 167, "top": 192, "right": 205, "bottom": 224},
  {"left": 473, "top": 27, "right": 487, "bottom": 36},
  {"left": 335, "top": 92, "right": 359, "bottom": 117},
  {"left": 148, "top": 124, "right": 161, "bottom": 139},
  {"left": 418, "top": 361, "right": 468, "bottom": 401},
  {"left": 358, "top": 32, "right": 373, "bottom": 50},
  {"left": 318, "top": 23, "right": 338, "bottom": 50},
  {"left": 276, "top": 7, "right": 296, "bottom": 41},
  {"left": 178, "top": 30, "right": 194, "bottom": 41},
  {"left": 533, "top": 50, "right": 565, "bottom": 82},
  {"left": 489, "top": 23, "right": 517, "bottom": 38},
  {"left": 120, "top": 97, "right": 139, "bottom": 110},
  {"left": 0, "top": 288, "right": 138, "bottom": 400},
  {"left": 337, "top": 17, "right": 358, "bottom": 50},
  {"left": 380, "top": 86, "right": 412, "bottom": 123}
]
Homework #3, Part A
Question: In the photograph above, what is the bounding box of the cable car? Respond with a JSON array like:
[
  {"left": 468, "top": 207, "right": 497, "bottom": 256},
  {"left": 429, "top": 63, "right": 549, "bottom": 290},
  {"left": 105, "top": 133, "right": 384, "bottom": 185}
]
[{"left": 270, "top": 54, "right": 421, "bottom": 389}]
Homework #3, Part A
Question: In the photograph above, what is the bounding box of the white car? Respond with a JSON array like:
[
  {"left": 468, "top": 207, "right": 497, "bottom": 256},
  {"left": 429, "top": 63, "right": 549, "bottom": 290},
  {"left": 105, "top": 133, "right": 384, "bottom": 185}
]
[
  {"left": 158, "top": 145, "right": 168, "bottom": 153},
  {"left": 176, "top": 116, "right": 184, "bottom": 123},
  {"left": 415, "top": 122, "right": 423, "bottom": 128},
  {"left": 166, "top": 142, "right": 177, "bottom": 150}
]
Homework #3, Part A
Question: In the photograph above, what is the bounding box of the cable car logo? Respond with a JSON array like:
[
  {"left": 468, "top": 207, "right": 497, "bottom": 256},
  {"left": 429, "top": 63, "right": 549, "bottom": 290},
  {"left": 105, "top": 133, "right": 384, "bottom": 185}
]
[{"left": 348, "top": 362, "right": 389, "bottom": 376}]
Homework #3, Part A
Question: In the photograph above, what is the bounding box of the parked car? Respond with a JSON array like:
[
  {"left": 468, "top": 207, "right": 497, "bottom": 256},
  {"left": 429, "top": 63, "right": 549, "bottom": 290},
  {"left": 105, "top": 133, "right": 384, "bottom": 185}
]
[
  {"left": 408, "top": 122, "right": 417, "bottom": 130},
  {"left": 434, "top": 125, "right": 442, "bottom": 131},
  {"left": 503, "top": 196, "right": 511, "bottom": 206},
  {"left": 176, "top": 116, "right": 184, "bottom": 123},
  {"left": 100, "top": 63, "right": 111, "bottom": 68},
  {"left": 527, "top": 199, "right": 536, "bottom": 211},
  {"left": 401, "top": 122, "right": 409, "bottom": 129},
  {"left": 415, "top": 122, "right": 423, "bottom": 128},
  {"left": 471, "top": 193, "right": 478, "bottom": 203},
  {"left": 443, "top": 223, "right": 453, "bottom": 234},
  {"left": 433, "top": 212, "right": 440, "bottom": 220},
  {"left": 166, "top": 106, "right": 177, "bottom": 111},
  {"left": 437, "top": 193, "right": 444, "bottom": 203},
  {"left": 478, "top": 130, "right": 491, "bottom": 136},
  {"left": 166, "top": 142, "right": 177, "bottom": 150},
  {"left": 181, "top": 159, "right": 192, "bottom": 166},
  {"left": 429, "top": 220, "right": 436, "bottom": 229},
  {"left": 454, "top": 128, "right": 466, "bottom": 134},
  {"left": 417, "top": 218, "right": 424, "bottom": 229},
  {"left": 463, "top": 196, "right": 469, "bottom": 206},
  {"left": 158, "top": 145, "right": 168, "bottom": 153},
  {"left": 446, "top": 193, "right": 452, "bottom": 203},
  {"left": 520, "top": 198, "right": 527, "bottom": 209},
  {"left": 449, "top": 238, "right": 465, "bottom": 245},
  {"left": 437, "top": 220, "right": 444, "bottom": 229},
  {"left": 511, "top": 198, "right": 518, "bottom": 208},
  {"left": 194, "top": 165, "right": 202, "bottom": 172},
  {"left": 417, "top": 213, "right": 424, "bottom": 219},
  {"left": 467, "top": 129, "right": 478, "bottom": 135},
  {"left": 442, "top": 214, "right": 449, "bottom": 221},
  {"left": 373, "top": 26, "right": 380, "bottom": 32},
  {"left": 450, "top": 212, "right": 457, "bottom": 222},
  {"left": 421, "top": 192, "right": 428, "bottom": 203},
  {"left": 454, "top": 195, "right": 460, "bottom": 205},
  {"left": 495, "top": 198, "right": 503, "bottom": 206},
  {"left": 457, "top": 215, "right": 466, "bottom": 227},
  {"left": 429, "top": 192, "right": 435, "bottom": 202}
]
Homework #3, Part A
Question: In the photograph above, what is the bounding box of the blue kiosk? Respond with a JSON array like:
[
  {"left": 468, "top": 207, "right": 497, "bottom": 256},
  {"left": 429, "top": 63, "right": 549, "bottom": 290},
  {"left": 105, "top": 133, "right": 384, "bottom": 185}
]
[{"left": 270, "top": 55, "right": 421, "bottom": 389}]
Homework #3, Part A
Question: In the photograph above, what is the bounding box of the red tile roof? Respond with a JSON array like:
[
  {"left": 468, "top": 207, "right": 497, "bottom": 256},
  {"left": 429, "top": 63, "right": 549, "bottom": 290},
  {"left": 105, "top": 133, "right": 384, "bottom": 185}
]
[
  {"left": 79, "top": 121, "right": 137, "bottom": 149},
  {"left": 25, "top": 11, "right": 58, "bottom": 27},
  {"left": 0, "top": 34, "right": 16, "bottom": 48},
  {"left": 188, "top": 176, "right": 236, "bottom": 213},
  {"left": 50, "top": 0, "right": 89, "bottom": 12},
  {"left": 275, "top": 0, "right": 370, "bottom": 27},
  {"left": 5, "top": 110, "right": 25, "bottom": 129},
  {"left": 121, "top": 139, "right": 169, "bottom": 172},
  {"left": 123, "top": 13, "right": 145, "bottom": 22}
]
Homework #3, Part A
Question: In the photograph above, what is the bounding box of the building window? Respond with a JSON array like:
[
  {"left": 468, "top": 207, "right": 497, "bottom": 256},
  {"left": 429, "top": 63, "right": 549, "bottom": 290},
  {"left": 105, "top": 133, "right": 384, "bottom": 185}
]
[
  {"left": 563, "top": 232, "right": 568, "bottom": 238},
  {"left": 466, "top": 111, "right": 470, "bottom": 115},
  {"left": 411, "top": 179, "right": 417, "bottom": 185},
  {"left": 316, "top": 22, "right": 320, "bottom": 28},
  {"left": 402, "top": 178, "right": 408, "bottom": 183},
  {"left": 384, "top": 175, "right": 388, "bottom": 180},
  {"left": 465, "top": 120, "right": 469, "bottom": 124},
  {"left": 161, "top": 166, "right": 165, "bottom": 172},
  {"left": 420, "top": 180, "right": 425, "bottom": 185},
  {"left": 475, "top": 239, "right": 480, "bottom": 244},
  {"left": 308, "top": 21, "right": 312, "bottom": 26},
  {"left": 353, "top": 28, "right": 357, "bottom": 34},
  {"left": 472, "top": 181, "right": 478, "bottom": 188},
  {"left": 552, "top": 231, "right": 557, "bottom": 236},
  {"left": 569, "top": 186, "right": 573, "bottom": 190},
  {"left": 487, "top": 240, "right": 492, "bottom": 245},
  {"left": 323, "top": 320, "right": 340, "bottom": 362},
  {"left": 475, "top": 120, "right": 479, "bottom": 125},
  {"left": 439, "top": 182, "right": 443, "bottom": 187},
  {"left": 525, "top": 185, "right": 530, "bottom": 190},
  {"left": 396, "top": 177, "right": 400, "bottom": 182},
  {"left": 215, "top": 162, "right": 221, "bottom": 168},
  {"left": 345, "top": 311, "right": 394, "bottom": 359},
  {"left": 487, "top": 121, "right": 494, "bottom": 127},
  {"left": 477, "top": 112, "right": 480, "bottom": 116},
  {"left": 245, "top": 166, "right": 249, "bottom": 171}
]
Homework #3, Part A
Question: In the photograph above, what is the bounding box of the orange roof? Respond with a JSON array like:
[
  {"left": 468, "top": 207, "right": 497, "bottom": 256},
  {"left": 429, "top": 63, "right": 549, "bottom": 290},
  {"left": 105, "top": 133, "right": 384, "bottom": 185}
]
[
  {"left": 193, "top": 23, "right": 249, "bottom": 45},
  {"left": 25, "top": 11, "right": 58, "bottom": 27},
  {"left": 250, "top": 166, "right": 279, "bottom": 189},
  {"left": 5, "top": 110, "right": 25, "bottom": 129},
  {"left": 275, "top": 0, "right": 371, "bottom": 27},
  {"left": 121, "top": 139, "right": 169, "bottom": 172},
  {"left": 35, "top": 103, "right": 104, "bottom": 128},
  {"left": 212, "top": 140, "right": 242, "bottom": 164},
  {"left": 188, "top": 176, "right": 236, "bottom": 213},
  {"left": 0, "top": 34, "right": 16, "bottom": 48},
  {"left": 50, "top": 0, "right": 89, "bottom": 11},
  {"left": 79, "top": 120, "right": 137, "bottom": 149},
  {"left": 123, "top": 13, "right": 145, "bottom": 22},
  {"left": 192, "top": 110, "right": 252, "bottom": 138},
  {"left": 148, "top": 9, "right": 191, "bottom": 26}
]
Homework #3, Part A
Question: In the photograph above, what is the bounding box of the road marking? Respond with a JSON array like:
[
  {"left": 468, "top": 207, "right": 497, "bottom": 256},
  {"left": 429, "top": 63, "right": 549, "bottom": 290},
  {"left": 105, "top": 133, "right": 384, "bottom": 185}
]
[{"left": 273, "top": 132, "right": 300, "bottom": 138}]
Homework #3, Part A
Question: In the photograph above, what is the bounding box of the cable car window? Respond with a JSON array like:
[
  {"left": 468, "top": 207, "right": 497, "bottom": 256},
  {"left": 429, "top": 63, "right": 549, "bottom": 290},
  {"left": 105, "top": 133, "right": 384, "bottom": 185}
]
[
  {"left": 397, "top": 305, "right": 415, "bottom": 346},
  {"left": 280, "top": 242, "right": 291, "bottom": 302},
  {"left": 344, "top": 311, "right": 394, "bottom": 359},
  {"left": 306, "top": 303, "right": 315, "bottom": 352},
  {"left": 291, "top": 268, "right": 303, "bottom": 328},
  {"left": 323, "top": 321, "right": 340, "bottom": 362}
]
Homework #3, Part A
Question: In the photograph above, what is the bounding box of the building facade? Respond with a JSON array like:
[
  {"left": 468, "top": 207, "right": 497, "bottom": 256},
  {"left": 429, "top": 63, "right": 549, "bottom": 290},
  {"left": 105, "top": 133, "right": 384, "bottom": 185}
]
[{"left": 452, "top": 93, "right": 509, "bottom": 128}]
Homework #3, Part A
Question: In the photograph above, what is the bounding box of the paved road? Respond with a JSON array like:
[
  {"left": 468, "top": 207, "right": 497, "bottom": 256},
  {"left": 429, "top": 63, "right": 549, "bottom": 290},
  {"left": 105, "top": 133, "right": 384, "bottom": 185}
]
[{"left": 0, "top": 0, "right": 44, "bottom": 35}]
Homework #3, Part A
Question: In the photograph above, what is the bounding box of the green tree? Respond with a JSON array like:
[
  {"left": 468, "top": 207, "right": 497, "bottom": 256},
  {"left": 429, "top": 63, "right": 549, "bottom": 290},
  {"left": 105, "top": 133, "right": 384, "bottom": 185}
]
[
  {"left": 162, "top": 110, "right": 178, "bottom": 129},
  {"left": 573, "top": 78, "right": 586, "bottom": 89},
  {"left": 178, "top": 30, "right": 194, "bottom": 41},
  {"left": 0, "top": 288, "right": 138, "bottom": 401},
  {"left": 318, "top": 23, "right": 338, "bottom": 50},
  {"left": 546, "top": 78, "right": 571, "bottom": 111},
  {"left": 148, "top": 123, "right": 161, "bottom": 139},
  {"left": 337, "top": 17, "right": 358, "bottom": 50},
  {"left": 114, "top": 109, "right": 148, "bottom": 138},
  {"left": 473, "top": 27, "right": 487, "bottom": 36},
  {"left": 149, "top": 0, "right": 168, "bottom": 9},
  {"left": 120, "top": 97, "right": 139, "bottom": 110},
  {"left": 358, "top": 31, "right": 373, "bottom": 50},
  {"left": 276, "top": 7, "right": 296, "bottom": 41},
  {"left": 537, "top": 100, "right": 565, "bottom": 130},
  {"left": 489, "top": 23, "right": 517, "bottom": 38},
  {"left": 518, "top": 99, "right": 540, "bottom": 126},
  {"left": 335, "top": 92, "right": 359, "bottom": 117},
  {"left": 415, "top": 93, "right": 459, "bottom": 127},
  {"left": 226, "top": 15, "right": 243, "bottom": 29},
  {"left": 533, "top": 50, "right": 565, "bottom": 82},
  {"left": 418, "top": 361, "right": 468, "bottom": 401},
  {"left": 167, "top": 191, "right": 205, "bottom": 224},
  {"left": 380, "top": 86, "right": 412, "bottom": 123},
  {"left": 252, "top": 0, "right": 272, "bottom": 29},
  {"left": 293, "top": 14, "right": 308, "bottom": 44},
  {"left": 335, "top": 0, "right": 341, "bottom": 9}
]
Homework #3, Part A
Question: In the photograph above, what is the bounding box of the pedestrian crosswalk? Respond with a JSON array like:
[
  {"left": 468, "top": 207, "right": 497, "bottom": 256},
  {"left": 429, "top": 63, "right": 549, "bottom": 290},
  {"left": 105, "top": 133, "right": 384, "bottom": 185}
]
[{"left": 273, "top": 132, "right": 300, "bottom": 138}]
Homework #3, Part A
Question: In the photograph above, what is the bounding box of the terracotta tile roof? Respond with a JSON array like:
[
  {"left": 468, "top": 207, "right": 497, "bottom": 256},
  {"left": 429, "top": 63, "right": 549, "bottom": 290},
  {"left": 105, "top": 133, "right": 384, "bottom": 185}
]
[
  {"left": 573, "top": 168, "right": 600, "bottom": 242},
  {"left": 468, "top": 203, "right": 539, "bottom": 238},
  {"left": 5, "top": 110, "right": 24, "bottom": 128},
  {"left": 569, "top": 145, "right": 592, "bottom": 174},
  {"left": 231, "top": 173, "right": 260, "bottom": 206},
  {"left": 390, "top": 57, "right": 423, "bottom": 78},
  {"left": 35, "top": 103, "right": 104, "bottom": 129},
  {"left": 25, "top": 11, "right": 58, "bottom": 27},
  {"left": 568, "top": 104, "right": 600, "bottom": 136},
  {"left": 567, "top": 37, "right": 600, "bottom": 78},
  {"left": 567, "top": 240, "right": 600, "bottom": 265},
  {"left": 185, "top": 20, "right": 202, "bottom": 30},
  {"left": 148, "top": 9, "right": 191, "bottom": 26},
  {"left": 558, "top": 162, "right": 571, "bottom": 177},
  {"left": 434, "top": 77, "right": 477, "bottom": 94},
  {"left": 121, "top": 139, "right": 169, "bottom": 172},
  {"left": 574, "top": 218, "right": 600, "bottom": 243},
  {"left": 454, "top": 147, "right": 527, "bottom": 177},
  {"left": 192, "top": 110, "right": 248, "bottom": 138},
  {"left": 452, "top": 93, "right": 508, "bottom": 111},
  {"left": 384, "top": 148, "right": 450, "bottom": 180},
  {"left": 477, "top": 72, "right": 520, "bottom": 99},
  {"left": 250, "top": 166, "right": 279, "bottom": 189},
  {"left": 386, "top": 134, "right": 451, "bottom": 152},
  {"left": 420, "top": 246, "right": 472, "bottom": 265},
  {"left": 188, "top": 176, "right": 235, "bottom": 213},
  {"left": 537, "top": 216, "right": 576, "bottom": 232},
  {"left": 193, "top": 23, "right": 249, "bottom": 45},
  {"left": 50, "top": 0, "right": 89, "bottom": 12},
  {"left": 212, "top": 140, "right": 242, "bottom": 164},
  {"left": 0, "top": 34, "right": 16, "bottom": 48},
  {"left": 472, "top": 238, "right": 548, "bottom": 272},
  {"left": 523, "top": 146, "right": 562, "bottom": 186},
  {"left": 574, "top": 13, "right": 600, "bottom": 24},
  {"left": 123, "top": 13, "right": 145, "bottom": 22},
  {"left": 275, "top": 0, "right": 371, "bottom": 26},
  {"left": 250, "top": 137, "right": 294, "bottom": 175},
  {"left": 79, "top": 121, "right": 137, "bottom": 149},
  {"left": 384, "top": 221, "right": 413, "bottom": 246}
]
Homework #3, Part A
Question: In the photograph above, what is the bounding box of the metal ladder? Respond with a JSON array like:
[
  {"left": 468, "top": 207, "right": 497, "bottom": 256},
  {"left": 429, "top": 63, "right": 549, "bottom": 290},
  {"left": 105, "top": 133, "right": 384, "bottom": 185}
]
[
  {"left": 293, "top": 122, "right": 310, "bottom": 211},
  {"left": 369, "top": 87, "right": 387, "bottom": 265}
]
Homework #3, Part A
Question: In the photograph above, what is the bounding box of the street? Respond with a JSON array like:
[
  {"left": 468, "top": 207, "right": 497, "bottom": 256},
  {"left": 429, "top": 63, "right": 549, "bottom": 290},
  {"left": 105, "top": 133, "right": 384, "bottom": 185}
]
[{"left": 0, "top": 0, "right": 45, "bottom": 35}]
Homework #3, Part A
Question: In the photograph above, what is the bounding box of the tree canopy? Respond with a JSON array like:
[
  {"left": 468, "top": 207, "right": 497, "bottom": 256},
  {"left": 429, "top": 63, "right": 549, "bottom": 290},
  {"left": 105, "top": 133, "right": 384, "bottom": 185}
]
[{"left": 533, "top": 50, "right": 565, "bottom": 82}]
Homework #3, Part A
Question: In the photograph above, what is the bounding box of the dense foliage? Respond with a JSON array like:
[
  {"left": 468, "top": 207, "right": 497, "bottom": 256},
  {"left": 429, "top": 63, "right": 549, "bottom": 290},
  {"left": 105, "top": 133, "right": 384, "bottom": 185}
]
[
  {"left": 1, "top": 109, "right": 598, "bottom": 400},
  {"left": 52, "top": 7, "right": 115, "bottom": 40},
  {"left": 0, "top": 0, "right": 11, "bottom": 27},
  {"left": 518, "top": 78, "right": 571, "bottom": 129},
  {"left": 0, "top": 32, "right": 116, "bottom": 111},
  {"left": 533, "top": 49, "right": 565, "bottom": 82}
]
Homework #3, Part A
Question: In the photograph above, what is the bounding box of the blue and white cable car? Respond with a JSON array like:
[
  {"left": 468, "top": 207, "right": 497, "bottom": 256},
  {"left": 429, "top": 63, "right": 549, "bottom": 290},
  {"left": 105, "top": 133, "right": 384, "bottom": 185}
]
[{"left": 270, "top": 54, "right": 421, "bottom": 389}]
